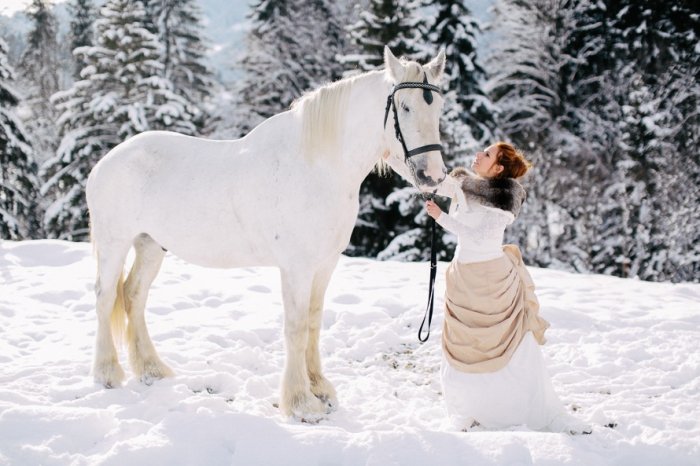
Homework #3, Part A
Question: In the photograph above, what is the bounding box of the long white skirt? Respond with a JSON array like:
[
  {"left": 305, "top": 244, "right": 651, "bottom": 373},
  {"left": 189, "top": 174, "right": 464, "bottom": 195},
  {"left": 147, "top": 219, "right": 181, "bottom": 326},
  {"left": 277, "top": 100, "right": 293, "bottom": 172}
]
[{"left": 441, "top": 331, "right": 570, "bottom": 431}]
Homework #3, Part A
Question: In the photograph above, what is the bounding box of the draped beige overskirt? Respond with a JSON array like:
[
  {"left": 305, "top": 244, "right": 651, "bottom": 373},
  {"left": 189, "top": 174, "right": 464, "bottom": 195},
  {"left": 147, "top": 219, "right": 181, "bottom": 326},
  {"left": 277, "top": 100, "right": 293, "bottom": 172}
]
[{"left": 442, "top": 244, "right": 549, "bottom": 373}]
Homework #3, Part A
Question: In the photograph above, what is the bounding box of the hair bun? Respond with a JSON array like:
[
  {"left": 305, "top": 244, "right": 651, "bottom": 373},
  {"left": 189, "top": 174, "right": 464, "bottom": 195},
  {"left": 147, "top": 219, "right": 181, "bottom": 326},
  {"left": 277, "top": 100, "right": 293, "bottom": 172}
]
[{"left": 495, "top": 142, "right": 532, "bottom": 179}]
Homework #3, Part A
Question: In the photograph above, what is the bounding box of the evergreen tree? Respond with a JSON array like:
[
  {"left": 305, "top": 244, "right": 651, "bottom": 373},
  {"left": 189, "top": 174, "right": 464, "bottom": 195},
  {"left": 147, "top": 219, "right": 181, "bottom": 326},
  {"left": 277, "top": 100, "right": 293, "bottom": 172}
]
[
  {"left": 654, "top": 65, "right": 700, "bottom": 282},
  {"left": 424, "top": 0, "right": 497, "bottom": 162},
  {"left": 488, "top": 2, "right": 562, "bottom": 265},
  {"left": 486, "top": 0, "right": 562, "bottom": 147},
  {"left": 43, "top": 0, "right": 194, "bottom": 239},
  {"left": 146, "top": 0, "right": 216, "bottom": 133},
  {"left": 342, "top": 0, "right": 424, "bottom": 72},
  {"left": 488, "top": 0, "right": 624, "bottom": 273},
  {"left": 235, "top": 0, "right": 347, "bottom": 136},
  {"left": 19, "top": 0, "right": 60, "bottom": 116},
  {"left": 18, "top": 0, "right": 61, "bottom": 164},
  {"left": 67, "top": 0, "right": 97, "bottom": 80},
  {"left": 489, "top": 0, "right": 699, "bottom": 282},
  {"left": 0, "top": 39, "right": 39, "bottom": 240},
  {"left": 599, "top": 0, "right": 700, "bottom": 282}
]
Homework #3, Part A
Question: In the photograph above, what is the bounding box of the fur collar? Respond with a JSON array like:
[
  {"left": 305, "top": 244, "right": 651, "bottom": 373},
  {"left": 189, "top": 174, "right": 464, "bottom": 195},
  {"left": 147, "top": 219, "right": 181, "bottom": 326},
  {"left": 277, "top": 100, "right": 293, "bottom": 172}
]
[{"left": 459, "top": 172, "right": 526, "bottom": 218}]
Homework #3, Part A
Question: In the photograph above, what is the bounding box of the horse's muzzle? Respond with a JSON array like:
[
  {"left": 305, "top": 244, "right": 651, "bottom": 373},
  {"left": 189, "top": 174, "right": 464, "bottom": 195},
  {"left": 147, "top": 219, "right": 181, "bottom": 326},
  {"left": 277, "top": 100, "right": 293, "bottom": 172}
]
[{"left": 416, "top": 168, "right": 447, "bottom": 188}]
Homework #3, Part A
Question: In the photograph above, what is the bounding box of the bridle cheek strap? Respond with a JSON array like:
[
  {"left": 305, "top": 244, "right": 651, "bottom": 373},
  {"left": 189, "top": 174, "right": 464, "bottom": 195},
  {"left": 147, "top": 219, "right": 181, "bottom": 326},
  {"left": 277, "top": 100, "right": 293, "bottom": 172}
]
[{"left": 383, "top": 81, "right": 443, "bottom": 161}]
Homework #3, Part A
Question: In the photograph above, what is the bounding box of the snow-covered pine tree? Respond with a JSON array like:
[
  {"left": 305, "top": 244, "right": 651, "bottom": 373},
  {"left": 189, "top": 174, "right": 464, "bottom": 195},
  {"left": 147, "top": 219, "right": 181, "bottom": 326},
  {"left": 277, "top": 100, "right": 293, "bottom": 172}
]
[
  {"left": 652, "top": 12, "right": 700, "bottom": 282},
  {"left": 424, "top": 0, "right": 497, "bottom": 164},
  {"left": 144, "top": 0, "right": 216, "bottom": 133},
  {"left": 235, "top": 0, "right": 347, "bottom": 137},
  {"left": 43, "top": 0, "right": 194, "bottom": 240},
  {"left": 485, "top": 0, "right": 561, "bottom": 148},
  {"left": 342, "top": 0, "right": 424, "bottom": 73},
  {"left": 17, "top": 0, "right": 61, "bottom": 165},
  {"left": 488, "top": 0, "right": 628, "bottom": 274},
  {"left": 67, "top": 0, "right": 96, "bottom": 80},
  {"left": 486, "top": 0, "right": 576, "bottom": 270},
  {"left": 598, "top": 75, "right": 658, "bottom": 279},
  {"left": 599, "top": 0, "right": 700, "bottom": 282},
  {"left": 489, "top": 0, "right": 699, "bottom": 282},
  {"left": 0, "top": 39, "right": 39, "bottom": 240},
  {"left": 19, "top": 0, "right": 60, "bottom": 116}
]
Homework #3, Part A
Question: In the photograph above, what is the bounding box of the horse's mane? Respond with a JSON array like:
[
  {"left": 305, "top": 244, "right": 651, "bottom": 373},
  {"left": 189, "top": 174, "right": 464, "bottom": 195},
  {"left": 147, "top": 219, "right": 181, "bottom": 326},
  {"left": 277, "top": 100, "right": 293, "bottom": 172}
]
[
  {"left": 291, "top": 73, "right": 365, "bottom": 159},
  {"left": 292, "top": 61, "right": 424, "bottom": 160}
]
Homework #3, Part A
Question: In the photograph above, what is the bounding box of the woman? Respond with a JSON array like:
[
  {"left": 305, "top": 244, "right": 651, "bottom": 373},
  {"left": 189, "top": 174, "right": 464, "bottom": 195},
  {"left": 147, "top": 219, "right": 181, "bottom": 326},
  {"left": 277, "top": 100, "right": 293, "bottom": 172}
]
[{"left": 426, "top": 142, "right": 590, "bottom": 434}]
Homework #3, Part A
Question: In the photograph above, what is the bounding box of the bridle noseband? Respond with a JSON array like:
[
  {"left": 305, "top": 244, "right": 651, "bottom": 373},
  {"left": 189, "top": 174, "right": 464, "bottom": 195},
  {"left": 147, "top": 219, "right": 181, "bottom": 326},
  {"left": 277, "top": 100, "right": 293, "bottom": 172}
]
[{"left": 383, "top": 77, "right": 443, "bottom": 162}]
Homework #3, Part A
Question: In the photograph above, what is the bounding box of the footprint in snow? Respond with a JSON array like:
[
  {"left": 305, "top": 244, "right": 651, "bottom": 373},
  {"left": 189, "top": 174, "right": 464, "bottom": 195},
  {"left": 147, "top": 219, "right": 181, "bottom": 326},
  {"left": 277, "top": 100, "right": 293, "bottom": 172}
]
[
  {"left": 332, "top": 294, "right": 361, "bottom": 304},
  {"left": 248, "top": 285, "right": 271, "bottom": 293}
]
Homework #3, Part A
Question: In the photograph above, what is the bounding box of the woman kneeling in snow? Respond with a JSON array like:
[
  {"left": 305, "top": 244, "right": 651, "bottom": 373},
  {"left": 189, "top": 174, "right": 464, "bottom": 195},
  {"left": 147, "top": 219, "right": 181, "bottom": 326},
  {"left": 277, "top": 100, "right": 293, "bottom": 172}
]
[{"left": 426, "top": 142, "right": 591, "bottom": 434}]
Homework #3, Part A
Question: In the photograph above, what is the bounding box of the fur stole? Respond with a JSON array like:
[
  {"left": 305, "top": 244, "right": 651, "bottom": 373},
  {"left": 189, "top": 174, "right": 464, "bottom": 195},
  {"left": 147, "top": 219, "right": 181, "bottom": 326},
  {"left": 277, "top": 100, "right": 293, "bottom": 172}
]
[{"left": 458, "top": 171, "right": 526, "bottom": 218}]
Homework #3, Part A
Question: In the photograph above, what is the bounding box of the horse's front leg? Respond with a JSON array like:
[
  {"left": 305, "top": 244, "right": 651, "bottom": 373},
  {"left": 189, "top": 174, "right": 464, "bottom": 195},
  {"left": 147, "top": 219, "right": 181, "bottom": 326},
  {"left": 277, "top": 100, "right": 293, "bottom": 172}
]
[
  {"left": 279, "top": 268, "right": 331, "bottom": 421},
  {"left": 307, "top": 256, "right": 339, "bottom": 411}
]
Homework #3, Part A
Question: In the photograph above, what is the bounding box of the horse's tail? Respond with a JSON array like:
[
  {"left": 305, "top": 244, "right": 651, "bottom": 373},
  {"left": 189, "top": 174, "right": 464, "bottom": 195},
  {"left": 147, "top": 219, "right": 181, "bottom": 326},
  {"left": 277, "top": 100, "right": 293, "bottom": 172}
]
[
  {"left": 110, "top": 272, "right": 127, "bottom": 348},
  {"left": 90, "top": 220, "right": 127, "bottom": 347}
]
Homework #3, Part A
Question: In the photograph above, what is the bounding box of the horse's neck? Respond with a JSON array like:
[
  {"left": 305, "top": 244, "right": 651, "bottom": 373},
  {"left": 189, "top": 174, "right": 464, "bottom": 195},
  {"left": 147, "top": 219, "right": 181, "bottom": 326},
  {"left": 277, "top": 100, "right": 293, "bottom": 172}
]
[{"left": 336, "top": 72, "right": 391, "bottom": 186}]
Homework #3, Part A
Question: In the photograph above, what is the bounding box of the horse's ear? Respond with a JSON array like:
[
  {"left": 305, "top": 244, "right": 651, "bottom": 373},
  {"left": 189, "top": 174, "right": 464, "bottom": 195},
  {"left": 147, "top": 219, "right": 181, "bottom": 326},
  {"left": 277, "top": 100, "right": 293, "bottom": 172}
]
[
  {"left": 384, "top": 46, "right": 404, "bottom": 82},
  {"left": 425, "top": 49, "right": 446, "bottom": 83}
]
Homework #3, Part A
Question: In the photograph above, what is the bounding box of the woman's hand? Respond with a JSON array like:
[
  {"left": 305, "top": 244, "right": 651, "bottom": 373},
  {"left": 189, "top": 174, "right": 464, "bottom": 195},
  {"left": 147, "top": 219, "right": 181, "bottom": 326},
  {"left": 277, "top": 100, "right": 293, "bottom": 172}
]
[{"left": 426, "top": 200, "right": 442, "bottom": 219}]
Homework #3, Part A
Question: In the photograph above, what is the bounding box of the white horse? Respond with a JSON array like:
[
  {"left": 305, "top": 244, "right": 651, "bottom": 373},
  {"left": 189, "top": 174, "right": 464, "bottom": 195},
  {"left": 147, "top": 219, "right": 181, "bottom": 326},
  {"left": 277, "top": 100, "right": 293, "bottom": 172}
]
[{"left": 87, "top": 47, "right": 447, "bottom": 420}]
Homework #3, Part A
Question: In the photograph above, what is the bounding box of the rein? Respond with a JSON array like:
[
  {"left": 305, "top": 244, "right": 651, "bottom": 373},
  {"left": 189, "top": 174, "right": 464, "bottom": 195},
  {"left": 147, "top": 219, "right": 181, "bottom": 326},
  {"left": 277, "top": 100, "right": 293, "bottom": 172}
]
[
  {"left": 418, "top": 201, "right": 437, "bottom": 343},
  {"left": 382, "top": 77, "right": 442, "bottom": 343}
]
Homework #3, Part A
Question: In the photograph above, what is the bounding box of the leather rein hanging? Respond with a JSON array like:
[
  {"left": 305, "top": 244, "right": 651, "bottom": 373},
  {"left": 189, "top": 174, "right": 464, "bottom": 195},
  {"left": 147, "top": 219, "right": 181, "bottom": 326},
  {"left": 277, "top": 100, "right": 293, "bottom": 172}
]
[{"left": 382, "top": 77, "right": 442, "bottom": 343}]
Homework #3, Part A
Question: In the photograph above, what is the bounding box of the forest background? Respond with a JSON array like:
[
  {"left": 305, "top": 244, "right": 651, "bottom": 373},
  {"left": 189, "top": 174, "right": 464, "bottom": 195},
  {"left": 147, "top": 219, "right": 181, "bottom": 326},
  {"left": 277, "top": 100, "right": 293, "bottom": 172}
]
[{"left": 0, "top": 0, "right": 698, "bottom": 283}]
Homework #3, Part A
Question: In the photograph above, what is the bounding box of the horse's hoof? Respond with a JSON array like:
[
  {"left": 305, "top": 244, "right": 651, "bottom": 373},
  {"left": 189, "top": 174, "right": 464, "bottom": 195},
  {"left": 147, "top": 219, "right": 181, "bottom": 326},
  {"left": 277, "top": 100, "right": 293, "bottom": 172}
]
[
  {"left": 93, "top": 359, "right": 125, "bottom": 388},
  {"left": 314, "top": 393, "right": 338, "bottom": 413},
  {"left": 282, "top": 390, "right": 330, "bottom": 422},
  {"left": 134, "top": 358, "right": 174, "bottom": 385},
  {"left": 310, "top": 376, "right": 338, "bottom": 413}
]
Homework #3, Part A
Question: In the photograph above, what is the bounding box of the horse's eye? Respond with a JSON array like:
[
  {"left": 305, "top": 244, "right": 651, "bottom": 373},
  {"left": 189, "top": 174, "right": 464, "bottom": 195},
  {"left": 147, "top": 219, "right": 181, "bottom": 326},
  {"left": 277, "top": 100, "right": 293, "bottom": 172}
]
[{"left": 401, "top": 102, "right": 410, "bottom": 113}]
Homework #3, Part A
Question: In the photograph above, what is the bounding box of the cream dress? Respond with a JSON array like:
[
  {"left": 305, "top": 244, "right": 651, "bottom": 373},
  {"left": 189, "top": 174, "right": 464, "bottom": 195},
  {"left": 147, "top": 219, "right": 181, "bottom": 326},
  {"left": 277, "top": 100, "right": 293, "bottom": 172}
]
[{"left": 435, "top": 181, "right": 589, "bottom": 433}]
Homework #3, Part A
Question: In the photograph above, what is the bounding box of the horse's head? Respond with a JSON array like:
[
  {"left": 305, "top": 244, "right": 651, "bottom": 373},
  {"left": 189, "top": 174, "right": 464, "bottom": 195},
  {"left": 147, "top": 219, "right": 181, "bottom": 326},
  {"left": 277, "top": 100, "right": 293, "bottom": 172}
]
[{"left": 382, "top": 47, "right": 447, "bottom": 193}]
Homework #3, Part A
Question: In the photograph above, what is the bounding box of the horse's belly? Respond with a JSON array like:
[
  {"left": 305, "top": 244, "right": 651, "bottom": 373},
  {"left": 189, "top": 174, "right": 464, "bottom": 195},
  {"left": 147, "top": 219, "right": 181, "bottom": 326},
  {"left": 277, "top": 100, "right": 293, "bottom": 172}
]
[
  {"left": 147, "top": 220, "right": 279, "bottom": 269},
  {"left": 168, "top": 246, "right": 275, "bottom": 269}
]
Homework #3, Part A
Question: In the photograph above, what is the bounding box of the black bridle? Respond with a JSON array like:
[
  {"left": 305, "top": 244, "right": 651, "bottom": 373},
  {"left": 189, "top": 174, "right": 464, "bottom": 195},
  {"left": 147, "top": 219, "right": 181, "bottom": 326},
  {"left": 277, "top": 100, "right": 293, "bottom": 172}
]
[
  {"left": 382, "top": 76, "right": 442, "bottom": 343},
  {"left": 383, "top": 76, "right": 444, "bottom": 163}
]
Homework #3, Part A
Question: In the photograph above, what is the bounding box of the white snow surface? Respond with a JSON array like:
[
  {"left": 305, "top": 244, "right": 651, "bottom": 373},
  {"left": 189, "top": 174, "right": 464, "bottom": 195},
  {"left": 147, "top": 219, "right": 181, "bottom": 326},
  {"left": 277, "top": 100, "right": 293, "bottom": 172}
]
[{"left": 0, "top": 240, "right": 698, "bottom": 465}]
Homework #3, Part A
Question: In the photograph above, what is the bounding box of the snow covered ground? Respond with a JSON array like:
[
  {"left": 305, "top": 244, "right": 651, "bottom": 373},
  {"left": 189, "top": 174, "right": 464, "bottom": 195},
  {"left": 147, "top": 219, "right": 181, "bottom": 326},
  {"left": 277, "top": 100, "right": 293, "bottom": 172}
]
[{"left": 0, "top": 240, "right": 698, "bottom": 465}]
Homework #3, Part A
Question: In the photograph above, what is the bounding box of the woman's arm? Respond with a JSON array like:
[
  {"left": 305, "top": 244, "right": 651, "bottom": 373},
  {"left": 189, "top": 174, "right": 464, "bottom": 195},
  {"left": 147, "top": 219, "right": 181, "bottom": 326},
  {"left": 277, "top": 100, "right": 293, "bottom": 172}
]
[
  {"left": 426, "top": 200, "right": 509, "bottom": 236},
  {"left": 426, "top": 199, "right": 465, "bottom": 235}
]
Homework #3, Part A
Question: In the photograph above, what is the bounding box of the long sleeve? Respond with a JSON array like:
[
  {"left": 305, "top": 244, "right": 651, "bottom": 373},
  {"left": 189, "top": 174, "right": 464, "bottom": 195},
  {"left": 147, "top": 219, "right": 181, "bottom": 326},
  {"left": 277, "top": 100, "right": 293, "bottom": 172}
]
[
  {"left": 436, "top": 198, "right": 514, "bottom": 263},
  {"left": 436, "top": 211, "right": 472, "bottom": 236},
  {"left": 436, "top": 209, "right": 509, "bottom": 238}
]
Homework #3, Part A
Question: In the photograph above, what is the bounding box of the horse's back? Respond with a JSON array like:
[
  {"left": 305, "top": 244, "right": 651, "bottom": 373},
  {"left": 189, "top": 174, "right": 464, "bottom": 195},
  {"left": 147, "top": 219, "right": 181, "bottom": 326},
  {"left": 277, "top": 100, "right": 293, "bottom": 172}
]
[
  {"left": 92, "top": 131, "right": 238, "bottom": 173},
  {"left": 85, "top": 125, "right": 312, "bottom": 267},
  {"left": 87, "top": 132, "right": 240, "bottom": 240}
]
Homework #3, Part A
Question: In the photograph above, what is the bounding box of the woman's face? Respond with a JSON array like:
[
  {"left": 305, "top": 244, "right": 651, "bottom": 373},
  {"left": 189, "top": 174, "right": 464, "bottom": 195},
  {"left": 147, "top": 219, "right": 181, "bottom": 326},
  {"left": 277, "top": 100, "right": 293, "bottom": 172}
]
[{"left": 472, "top": 145, "right": 503, "bottom": 178}]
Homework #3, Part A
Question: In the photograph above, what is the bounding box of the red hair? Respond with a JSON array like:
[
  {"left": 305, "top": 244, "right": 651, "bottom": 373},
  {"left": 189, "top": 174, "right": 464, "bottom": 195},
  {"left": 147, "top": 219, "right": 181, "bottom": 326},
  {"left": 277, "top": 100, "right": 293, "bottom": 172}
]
[{"left": 493, "top": 142, "right": 531, "bottom": 179}]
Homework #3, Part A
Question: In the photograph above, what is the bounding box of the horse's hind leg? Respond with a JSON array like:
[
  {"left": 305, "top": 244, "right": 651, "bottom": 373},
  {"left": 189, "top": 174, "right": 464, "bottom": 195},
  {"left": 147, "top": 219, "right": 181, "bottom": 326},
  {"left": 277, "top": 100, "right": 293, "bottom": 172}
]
[
  {"left": 124, "top": 233, "right": 172, "bottom": 384},
  {"left": 307, "top": 256, "right": 339, "bottom": 411},
  {"left": 93, "top": 241, "right": 130, "bottom": 388}
]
